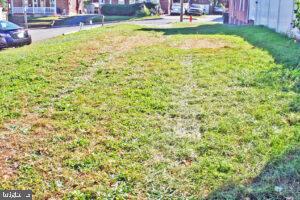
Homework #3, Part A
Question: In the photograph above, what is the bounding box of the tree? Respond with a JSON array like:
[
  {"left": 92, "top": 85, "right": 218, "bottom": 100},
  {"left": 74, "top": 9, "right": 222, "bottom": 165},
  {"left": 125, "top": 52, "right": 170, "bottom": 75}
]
[
  {"left": 210, "top": 0, "right": 217, "bottom": 7},
  {"left": 0, "top": 0, "right": 7, "bottom": 9},
  {"left": 295, "top": 0, "right": 300, "bottom": 29}
]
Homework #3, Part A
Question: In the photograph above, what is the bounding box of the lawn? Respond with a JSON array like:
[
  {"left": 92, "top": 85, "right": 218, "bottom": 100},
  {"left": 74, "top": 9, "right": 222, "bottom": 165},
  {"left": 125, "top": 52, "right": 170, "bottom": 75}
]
[
  {"left": 0, "top": 23, "right": 299, "bottom": 199},
  {"left": 53, "top": 15, "right": 161, "bottom": 27},
  {"left": 27, "top": 15, "right": 158, "bottom": 28},
  {"left": 27, "top": 16, "right": 60, "bottom": 28},
  {"left": 91, "top": 15, "right": 160, "bottom": 23}
]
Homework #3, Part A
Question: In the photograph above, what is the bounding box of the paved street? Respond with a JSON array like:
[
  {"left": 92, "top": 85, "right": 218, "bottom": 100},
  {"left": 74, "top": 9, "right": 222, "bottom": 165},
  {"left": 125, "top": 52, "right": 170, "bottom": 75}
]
[
  {"left": 29, "top": 15, "right": 222, "bottom": 43},
  {"left": 29, "top": 24, "right": 105, "bottom": 43}
]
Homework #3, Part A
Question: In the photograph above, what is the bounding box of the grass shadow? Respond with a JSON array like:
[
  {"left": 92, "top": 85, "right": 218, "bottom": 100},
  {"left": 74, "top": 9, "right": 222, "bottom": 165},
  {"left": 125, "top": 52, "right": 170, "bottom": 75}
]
[{"left": 207, "top": 148, "right": 300, "bottom": 199}]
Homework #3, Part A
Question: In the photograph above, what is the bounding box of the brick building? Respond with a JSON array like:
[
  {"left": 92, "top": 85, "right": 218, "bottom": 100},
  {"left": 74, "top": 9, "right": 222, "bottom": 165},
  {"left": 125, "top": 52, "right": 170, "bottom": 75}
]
[
  {"left": 160, "top": 0, "right": 170, "bottom": 14},
  {"left": 228, "top": 0, "right": 249, "bottom": 24}
]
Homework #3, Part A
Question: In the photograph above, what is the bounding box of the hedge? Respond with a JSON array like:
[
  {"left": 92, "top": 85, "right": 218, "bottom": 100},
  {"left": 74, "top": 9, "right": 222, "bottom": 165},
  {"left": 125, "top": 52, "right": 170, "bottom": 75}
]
[
  {"left": 101, "top": 3, "right": 149, "bottom": 16},
  {"left": 295, "top": 0, "right": 300, "bottom": 29}
]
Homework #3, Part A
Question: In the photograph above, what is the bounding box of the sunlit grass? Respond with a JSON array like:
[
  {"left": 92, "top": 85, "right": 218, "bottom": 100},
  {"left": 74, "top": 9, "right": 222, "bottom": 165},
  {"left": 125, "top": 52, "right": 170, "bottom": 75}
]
[{"left": 0, "top": 23, "right": 299, "bottom": 199}]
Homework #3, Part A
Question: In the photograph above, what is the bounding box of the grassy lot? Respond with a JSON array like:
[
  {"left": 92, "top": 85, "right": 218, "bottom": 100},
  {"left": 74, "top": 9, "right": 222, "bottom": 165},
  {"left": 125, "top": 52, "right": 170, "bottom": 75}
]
[
  {"left": 91, "top": 15, "right": 159, "bottom": 23},
  {"left": 0, "top": 23, "right": 299, "bottom": 199},
  {"left": 91, "top": 15, "right": 135, "bottom": 23},
  {"left": 55, "top": 15, "right": 160, "bottom": 27},
  {"left": 27, "top": 16, "right": 60, "bottom": 28},
  {"left": 27, "top": 15, "right": 158, "bottom": 28}
]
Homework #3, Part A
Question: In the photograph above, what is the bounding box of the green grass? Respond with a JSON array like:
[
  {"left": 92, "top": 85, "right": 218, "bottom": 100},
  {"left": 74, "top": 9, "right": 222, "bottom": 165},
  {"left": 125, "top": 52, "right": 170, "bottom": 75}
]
[
  {"left": 26, "top": 15, "right": 146, "bottom": 28},
  {"left": 91, "top": 15, "right": 135, "bottom": 24},
  {"left": 92, "top": 15, "right": 161, "bottom": 23},
  {"left": 27, "top": 16, "right": 60, "bottom": 28},
  {"left": 0, "top": 23, "right": 299, "bottom": 199},
  {"left": 52, "top": 15, "right": 160, "bottom": 27},
  {"left": 28, "top": 16, "right": 60, "bottom": 21}
]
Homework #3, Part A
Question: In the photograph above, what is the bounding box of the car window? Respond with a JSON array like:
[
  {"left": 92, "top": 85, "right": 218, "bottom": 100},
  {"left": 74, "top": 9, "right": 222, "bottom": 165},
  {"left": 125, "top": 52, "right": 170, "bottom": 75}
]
[{"left": 0, "top": 21, "right": 20, "bottom": 30}]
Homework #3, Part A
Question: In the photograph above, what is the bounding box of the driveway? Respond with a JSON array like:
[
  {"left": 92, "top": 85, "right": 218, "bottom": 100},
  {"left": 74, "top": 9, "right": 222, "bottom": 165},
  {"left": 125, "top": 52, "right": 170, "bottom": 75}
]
[{"left": 29, "top": 15, "right": 222, "bottom": 43}]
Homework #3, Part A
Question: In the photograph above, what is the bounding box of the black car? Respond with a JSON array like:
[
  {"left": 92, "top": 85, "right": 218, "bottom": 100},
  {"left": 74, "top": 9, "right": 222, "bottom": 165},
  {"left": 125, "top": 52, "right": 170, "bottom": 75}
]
[{"left": 0, "top": 20, "right": 31, "bottom": 49}]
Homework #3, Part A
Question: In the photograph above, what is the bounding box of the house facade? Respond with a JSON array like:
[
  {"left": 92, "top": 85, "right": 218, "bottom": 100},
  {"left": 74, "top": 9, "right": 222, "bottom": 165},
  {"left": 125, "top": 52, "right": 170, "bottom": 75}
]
[{"left": 9, "top": 0, "right": 84, "bottom": 15}]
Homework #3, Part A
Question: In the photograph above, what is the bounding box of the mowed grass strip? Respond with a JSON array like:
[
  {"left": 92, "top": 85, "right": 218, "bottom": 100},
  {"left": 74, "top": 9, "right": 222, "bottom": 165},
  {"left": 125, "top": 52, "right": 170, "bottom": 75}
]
[{"left": 0, "top": 24, "right": 299, "bottom": 199}]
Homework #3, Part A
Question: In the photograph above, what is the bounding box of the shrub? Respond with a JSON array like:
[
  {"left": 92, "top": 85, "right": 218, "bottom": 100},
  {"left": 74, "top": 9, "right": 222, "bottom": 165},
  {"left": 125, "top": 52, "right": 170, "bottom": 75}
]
[
  {"left": 294, "top": 0, "right": 300, "bottom": 29},
  {"left": 0, "top": 0, "right": 7, "bottom": 9},
  {"left": 136, "top": 5, "right": 151, "bottom": 17},
  {"left": 101, "top": 3, "right": 150, "bottom": 16},
  {"left": 144, "top": 2, "right": 160, "bottom": 14}
]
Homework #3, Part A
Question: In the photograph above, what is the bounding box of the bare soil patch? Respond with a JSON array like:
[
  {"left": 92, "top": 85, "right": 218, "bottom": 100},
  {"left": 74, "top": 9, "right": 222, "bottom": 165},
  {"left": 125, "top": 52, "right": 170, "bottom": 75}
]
[{"left": 170, "top": 38, "right": 230, "bottom": 49}]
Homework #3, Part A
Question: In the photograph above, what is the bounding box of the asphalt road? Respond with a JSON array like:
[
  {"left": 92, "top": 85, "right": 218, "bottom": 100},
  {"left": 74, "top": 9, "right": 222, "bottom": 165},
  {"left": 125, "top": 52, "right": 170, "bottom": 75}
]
[
  {"left": 28, "top": 24, "right": 105, "bottom": 43},
  {"left": 29, "top": 15, "right": 222, "bottom": 43}
]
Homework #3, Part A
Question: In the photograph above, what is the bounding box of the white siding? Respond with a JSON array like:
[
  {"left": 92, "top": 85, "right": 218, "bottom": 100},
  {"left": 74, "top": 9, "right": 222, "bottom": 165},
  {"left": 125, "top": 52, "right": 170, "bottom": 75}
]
[
  {"left": 277, "top": 0, "right": 294, "bottom": 33},
  {"left": 268, "top": 0, "right": 280, "bottom": 30},
  {"left": 248, "top": 0, "right": 256, "bottom": 21},
  {"left": 249, "top": 0, "right": 295, "bottom": 35}
]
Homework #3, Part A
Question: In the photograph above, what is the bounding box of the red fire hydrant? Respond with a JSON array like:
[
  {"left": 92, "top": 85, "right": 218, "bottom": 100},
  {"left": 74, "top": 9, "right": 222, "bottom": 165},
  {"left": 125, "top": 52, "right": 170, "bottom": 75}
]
[{"left": 189, "top": 15, "right": 192, "bottom": 23}]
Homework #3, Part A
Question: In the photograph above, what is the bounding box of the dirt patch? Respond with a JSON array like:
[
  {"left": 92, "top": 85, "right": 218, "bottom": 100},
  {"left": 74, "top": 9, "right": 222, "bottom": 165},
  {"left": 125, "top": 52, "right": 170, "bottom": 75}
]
[
  {"left": 0, "top": 113, "right": 53, "bottom": 180},
  {"left": 170, "top": 38, "right": 230, "bottom": 49},
  {"left": 120, "top": 34, "right": 166, "bottom": 50},
  {"left": 0, "top": 132, "right": 20, "bottom": 180}
]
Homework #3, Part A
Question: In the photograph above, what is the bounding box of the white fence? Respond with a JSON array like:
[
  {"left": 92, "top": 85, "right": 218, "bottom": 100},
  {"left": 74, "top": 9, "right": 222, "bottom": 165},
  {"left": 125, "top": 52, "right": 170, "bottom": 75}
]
[
  {"left": 12, "top": 7, "right": 56, "bottom": 15},
  {"left": 249, "top": 0, "right": 295, "bottom": 35}
]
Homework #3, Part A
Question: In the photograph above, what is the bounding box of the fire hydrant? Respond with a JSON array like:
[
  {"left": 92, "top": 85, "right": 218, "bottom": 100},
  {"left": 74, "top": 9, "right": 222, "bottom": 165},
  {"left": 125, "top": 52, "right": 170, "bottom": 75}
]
[{"left": 189, "top": 15, "right": 192, "bottom": 23}]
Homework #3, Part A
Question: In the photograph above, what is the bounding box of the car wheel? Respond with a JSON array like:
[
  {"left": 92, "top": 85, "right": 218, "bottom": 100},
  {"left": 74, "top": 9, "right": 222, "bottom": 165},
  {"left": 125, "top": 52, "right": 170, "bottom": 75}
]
[{"left": 27, "top": 38, "right": 32, "bottom": 45}]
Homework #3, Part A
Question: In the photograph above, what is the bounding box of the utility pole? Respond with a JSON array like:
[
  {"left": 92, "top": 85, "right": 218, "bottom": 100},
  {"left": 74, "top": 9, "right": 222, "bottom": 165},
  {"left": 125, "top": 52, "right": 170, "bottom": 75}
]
[
  {"left": 22, "top": 0, "right": 28, "bottom": 29},
  {"left": 180, "top": 0, "right": 183, "bottom": 22}
]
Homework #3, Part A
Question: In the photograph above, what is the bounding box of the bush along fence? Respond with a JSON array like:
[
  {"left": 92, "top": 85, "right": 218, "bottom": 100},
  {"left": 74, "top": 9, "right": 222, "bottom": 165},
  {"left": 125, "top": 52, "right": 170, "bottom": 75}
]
[
  {"left": 293, "top": 0, "right": 300, "bottom": 40},
  {"left": 100, "top": 3, "right": 153, "bottom": 16}
]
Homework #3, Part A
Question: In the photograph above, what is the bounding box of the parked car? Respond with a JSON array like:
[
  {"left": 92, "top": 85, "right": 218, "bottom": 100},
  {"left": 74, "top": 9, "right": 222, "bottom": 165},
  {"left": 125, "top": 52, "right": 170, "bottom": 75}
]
[
  {"left": 187, "top": 4, "right": 204, "bottom": 15},
  {"left": 170, "top": 3, "right": 183, "bottom": 15},
  {"left": 0, "top": 20, "right": 31, "bottom": 49},
  {"left": 170, "top": 2, "right": 189, "bottom": 15},
  {"left": 214, "top": 6, "right": 225, "bottom": 14}
]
